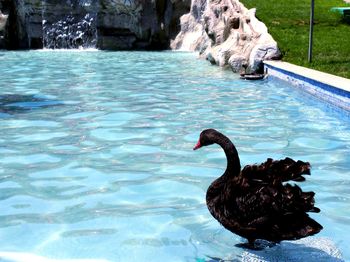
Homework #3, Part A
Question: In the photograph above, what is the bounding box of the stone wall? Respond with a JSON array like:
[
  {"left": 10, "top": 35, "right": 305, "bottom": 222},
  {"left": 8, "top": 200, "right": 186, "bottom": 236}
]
[
  {"left": 171, "top": 0, "right": 281, "bottom": 74},
  {"left": 0, "top": 0, "right": 191, "bottom": 50}
]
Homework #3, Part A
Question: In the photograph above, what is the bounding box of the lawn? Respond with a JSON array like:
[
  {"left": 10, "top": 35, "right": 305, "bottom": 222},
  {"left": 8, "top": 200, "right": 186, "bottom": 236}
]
[{"left": 240, "top": 0, "right": 350, "bottom": 79}]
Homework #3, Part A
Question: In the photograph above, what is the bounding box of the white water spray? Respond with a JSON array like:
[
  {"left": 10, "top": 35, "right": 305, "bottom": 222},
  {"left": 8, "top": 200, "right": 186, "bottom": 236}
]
[{"left": 42, "top": 0, "right": 97, "bottom": 49}]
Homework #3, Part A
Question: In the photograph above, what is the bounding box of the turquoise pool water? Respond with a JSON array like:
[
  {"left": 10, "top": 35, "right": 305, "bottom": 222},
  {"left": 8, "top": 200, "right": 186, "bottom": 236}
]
[{"left": 0, "top": 51, "right": 349, "bottom": 262}]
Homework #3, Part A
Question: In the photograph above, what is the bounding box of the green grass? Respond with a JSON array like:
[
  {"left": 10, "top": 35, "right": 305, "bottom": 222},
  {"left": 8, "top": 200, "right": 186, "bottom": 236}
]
[{"left": 240, "top": 0, "right": 350, "bottom": 79}]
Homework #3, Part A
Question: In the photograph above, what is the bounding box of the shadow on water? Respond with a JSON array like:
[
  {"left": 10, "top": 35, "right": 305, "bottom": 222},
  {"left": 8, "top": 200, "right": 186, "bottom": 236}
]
[
  {"left": 197, "top": 238, "right": 344, "bottom": 262},
  {"left": 0, "top": 94, "right": 64, "bottom": 116}
]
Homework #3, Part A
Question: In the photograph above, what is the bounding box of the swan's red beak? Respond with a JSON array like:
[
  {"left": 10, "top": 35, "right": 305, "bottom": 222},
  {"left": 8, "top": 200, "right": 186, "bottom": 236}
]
[{"left": 193, "top": 140, "right": 201, "bottom": 150}]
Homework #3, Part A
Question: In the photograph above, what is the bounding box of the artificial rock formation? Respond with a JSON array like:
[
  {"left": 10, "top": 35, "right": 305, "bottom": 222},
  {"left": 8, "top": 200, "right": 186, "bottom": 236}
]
[
  {"left": 0, "top": 8, "right": 8, "bottom": 49},
  {"left": 0, "top": 11, "right": 7, "bottom": 31},
  {"left": 171, "top": 0, "right": 281, "bottom": 74},
  {"left": 0, "top": 0, "right": 191, "bottom": 50}
]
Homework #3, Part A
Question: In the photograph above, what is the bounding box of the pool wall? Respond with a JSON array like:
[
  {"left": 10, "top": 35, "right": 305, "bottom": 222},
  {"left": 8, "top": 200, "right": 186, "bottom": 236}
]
[{"left": 264, "top": 61, "right": 350, "bottom": 111}]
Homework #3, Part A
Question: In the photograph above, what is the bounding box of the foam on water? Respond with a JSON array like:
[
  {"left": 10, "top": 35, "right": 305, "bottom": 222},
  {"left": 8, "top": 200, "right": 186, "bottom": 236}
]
[{"left": 241, "top": 238, "right": 343, "bottom": 262}]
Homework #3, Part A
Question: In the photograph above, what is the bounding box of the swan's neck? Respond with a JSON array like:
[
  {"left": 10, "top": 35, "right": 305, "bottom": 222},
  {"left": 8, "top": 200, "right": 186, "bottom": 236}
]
[{"left": 214, "top": 133, "right": 241, "bottom": 177}]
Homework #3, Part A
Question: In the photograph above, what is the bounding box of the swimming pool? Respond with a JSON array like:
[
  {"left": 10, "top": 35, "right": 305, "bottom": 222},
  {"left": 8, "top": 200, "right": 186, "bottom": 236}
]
[{"left": 0, "top": 51, "right": 349, "bottom": 261}]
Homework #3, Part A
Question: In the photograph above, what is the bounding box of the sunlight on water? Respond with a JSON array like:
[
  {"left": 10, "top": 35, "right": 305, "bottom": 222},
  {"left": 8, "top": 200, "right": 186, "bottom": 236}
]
[{"left": 0, "top": 51, "right": 349, "bottom": 261}]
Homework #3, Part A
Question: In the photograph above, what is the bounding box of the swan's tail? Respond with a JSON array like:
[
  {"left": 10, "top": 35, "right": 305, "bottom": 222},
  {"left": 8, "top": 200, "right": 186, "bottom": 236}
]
[{"left": 270, "top": 212, "right": 323, "bottom": 241}]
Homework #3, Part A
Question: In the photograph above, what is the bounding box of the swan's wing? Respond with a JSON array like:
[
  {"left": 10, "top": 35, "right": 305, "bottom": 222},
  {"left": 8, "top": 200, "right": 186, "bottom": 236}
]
[
  {"left": 241, "top": 157, "right": 311, "bottom": 185},
  {"left": 224, "top": 183, "right": 322, "bottom": 240}
]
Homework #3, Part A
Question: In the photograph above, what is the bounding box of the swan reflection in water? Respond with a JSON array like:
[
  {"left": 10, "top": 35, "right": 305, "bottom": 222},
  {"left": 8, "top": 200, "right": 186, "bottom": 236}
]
[{"left": 0, "top": 94, "right": 64, "bottom": 115}]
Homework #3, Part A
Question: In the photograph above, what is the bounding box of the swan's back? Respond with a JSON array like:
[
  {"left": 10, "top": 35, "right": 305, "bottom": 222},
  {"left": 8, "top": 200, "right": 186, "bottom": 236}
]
[{"left": 209, "top": 157, "right": 322, "bottom": 243}]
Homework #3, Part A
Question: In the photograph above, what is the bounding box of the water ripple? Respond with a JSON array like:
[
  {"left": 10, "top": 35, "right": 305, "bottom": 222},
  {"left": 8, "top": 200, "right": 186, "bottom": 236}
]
[{"left": 0, "top": 51, "right": 349, "bottom": 261}]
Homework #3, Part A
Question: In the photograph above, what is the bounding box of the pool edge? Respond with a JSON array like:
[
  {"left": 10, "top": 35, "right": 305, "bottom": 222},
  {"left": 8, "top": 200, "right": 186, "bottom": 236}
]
[{"left": 263, "top": 60, "right": 350, "bottom": 112}]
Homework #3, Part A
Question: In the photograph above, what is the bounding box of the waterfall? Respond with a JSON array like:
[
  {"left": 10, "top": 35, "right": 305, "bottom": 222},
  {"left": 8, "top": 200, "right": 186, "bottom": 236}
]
[{"left": 42, "top": 0, "right": 97, "bottom": 49}]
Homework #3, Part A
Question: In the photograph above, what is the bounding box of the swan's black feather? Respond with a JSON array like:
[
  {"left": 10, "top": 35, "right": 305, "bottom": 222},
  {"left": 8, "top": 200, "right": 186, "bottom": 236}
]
[{"left": 194, "top": 129, "right": 323, "bottom": 247}]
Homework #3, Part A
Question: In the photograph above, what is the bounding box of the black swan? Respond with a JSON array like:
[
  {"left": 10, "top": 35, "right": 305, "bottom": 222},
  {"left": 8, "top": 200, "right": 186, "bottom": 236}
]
[{"left": 193, "top": 129, "right": 323, "bottom": 249}]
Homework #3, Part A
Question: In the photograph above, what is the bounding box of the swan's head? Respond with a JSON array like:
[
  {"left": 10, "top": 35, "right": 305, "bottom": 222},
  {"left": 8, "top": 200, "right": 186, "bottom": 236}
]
[{"left": 193, "top": 129, "right": 219, "bottom": 150}]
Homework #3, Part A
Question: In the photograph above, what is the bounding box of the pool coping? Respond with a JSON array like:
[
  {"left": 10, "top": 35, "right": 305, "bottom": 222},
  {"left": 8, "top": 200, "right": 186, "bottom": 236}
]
[{"left": 263, "top": 60, "right": 350, "bottom": 111}]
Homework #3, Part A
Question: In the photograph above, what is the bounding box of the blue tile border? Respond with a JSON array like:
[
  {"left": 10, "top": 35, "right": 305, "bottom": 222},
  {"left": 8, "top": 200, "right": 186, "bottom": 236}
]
[{"left": 264, "top": 63, "right": 350, "bottom": 112}]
